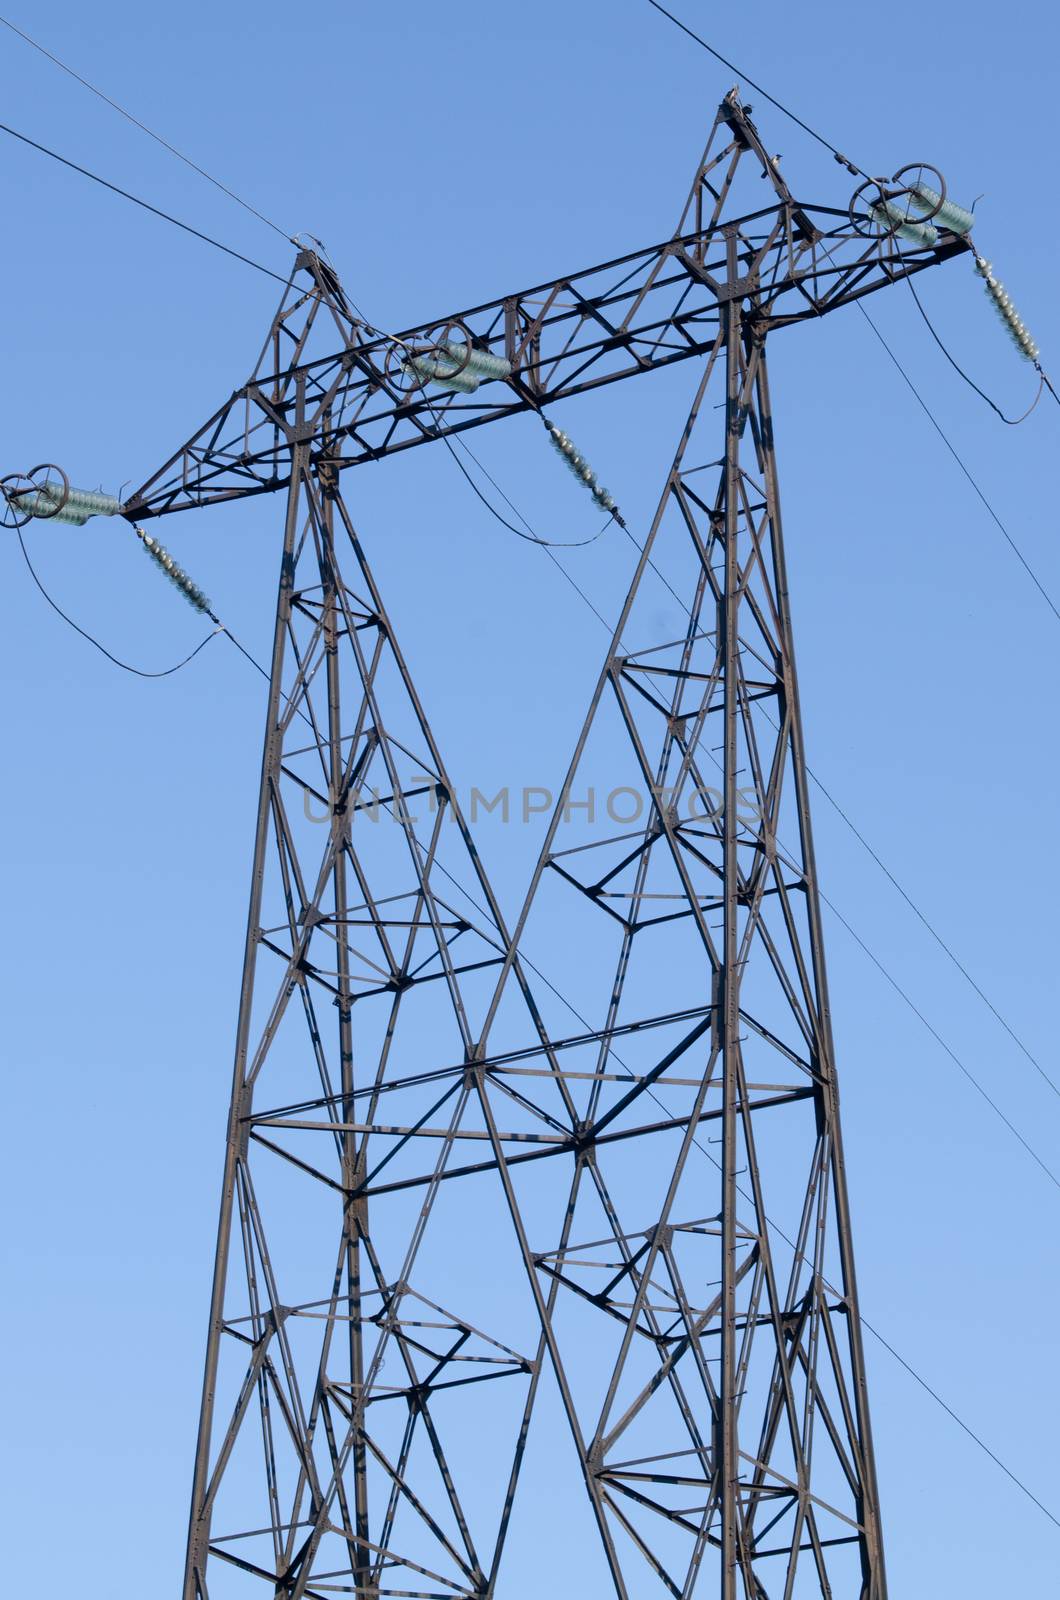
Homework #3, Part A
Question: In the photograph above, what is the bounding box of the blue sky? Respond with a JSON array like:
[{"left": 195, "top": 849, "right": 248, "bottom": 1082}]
[{"left": 1, "top": 0, "right": 1058, "bottom": 1593}]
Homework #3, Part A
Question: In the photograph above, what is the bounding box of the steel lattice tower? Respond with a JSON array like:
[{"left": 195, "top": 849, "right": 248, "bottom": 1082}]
[{"left": 124, "top": 91, "right": 970, "bottom": 1599}]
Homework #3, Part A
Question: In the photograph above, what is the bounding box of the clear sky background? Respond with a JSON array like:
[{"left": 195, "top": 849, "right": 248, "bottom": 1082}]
[{"left": 1, "top": 0, "right": 1058, "bottom": 1593}]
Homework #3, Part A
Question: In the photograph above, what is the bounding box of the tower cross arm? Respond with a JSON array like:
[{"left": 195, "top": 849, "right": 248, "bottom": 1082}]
[{"left": 124, "top": 101, "right": 971, "bottom": 522}]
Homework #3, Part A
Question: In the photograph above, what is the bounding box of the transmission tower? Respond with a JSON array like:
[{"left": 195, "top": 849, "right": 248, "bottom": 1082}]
[{"left": 120, "top": 90, "right": 970, "bottom": 1599}]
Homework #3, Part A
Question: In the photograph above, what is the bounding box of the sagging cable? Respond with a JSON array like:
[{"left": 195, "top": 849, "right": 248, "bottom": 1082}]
[
  {"left": 14, "top": 526, "right": 221, "bottom": 678},
  {"left": 133, "top": 525, "right": 280, "bottom": 684},
  {"left": 907, "top": 279, "right": 1043, "bottom": 426}
]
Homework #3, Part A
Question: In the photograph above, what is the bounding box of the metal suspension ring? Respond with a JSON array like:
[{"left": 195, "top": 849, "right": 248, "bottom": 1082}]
[
  {"left": 0, "top": 473, "right": 37, "bottom": 528},
  {"left": 381, "top": 317, "right": 476, "bottom": 395},
  {"left": 0, "top": 463, "right": 69, "bottom": 527},
  {"left": 421, "top": 318, "right": 475, "bottom": 375},
  {"left": 382, "top": 336, "right": 426, "bottom": 394},
  {"left": 891, "top": 162, "right": 947, "bottom": 223},
  {"left": 848, "top": 164, "right": 946, "bottom": 238},
  {"left": 848, "top": 177, "right": 898, "bottom": 237}
]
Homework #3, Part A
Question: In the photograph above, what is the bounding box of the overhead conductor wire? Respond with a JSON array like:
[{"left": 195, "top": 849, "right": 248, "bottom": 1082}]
[
  {"left": 857, "top": 301, "right": 1060, "bottom": 626},
  {"left": 0, "top": 12, "right": 295, "bottom": 243},
  {"left": 0, "top": 118, "right": 294, "bottom": 285},
  {"left": 16, "top": 526, "right": 221, "bottom": 677},
  {"left": 644, "top": 0, "right": 868, "bottom": 177},
  {"left": 907, "top": 278, "right": 1044, "bottom": 424}
]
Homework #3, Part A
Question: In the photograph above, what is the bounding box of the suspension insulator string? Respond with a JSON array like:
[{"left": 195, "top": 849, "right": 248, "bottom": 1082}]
[
  {"left": 318, "top": 279, "right": 628, "bottom": 538},
  {"left": 975, "top": 256, "right": 1039, "bottom": 361},
  {"left": 132, "top": 524, "right": 291, "bottom": 687},
  {"left": 320, "top": 274, "right": 630, "bottom": 541},
  {"left": 136, "top": 526, "right": 212, "bottom": 613},
  {"left": 335, "top": 301, "right": 624, "bottom": 545},
  {"left": 539, "top": 415, "right": 627, "bottom": 526}
]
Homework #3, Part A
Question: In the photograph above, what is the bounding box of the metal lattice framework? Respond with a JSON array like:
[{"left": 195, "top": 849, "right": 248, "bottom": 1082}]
[
  {"left": 125, "top": 93, "right": 971, "bottom": 1599},
  {"left": 126, "top": 100, "right": 964, "bottom": 524}
]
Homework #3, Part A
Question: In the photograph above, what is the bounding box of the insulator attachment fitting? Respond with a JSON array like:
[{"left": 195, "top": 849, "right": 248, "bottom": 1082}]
[
  {"left": 403, "top": 339, "right": 512, "bottom": 394},
  {"left": 30, "top": 484, "right": 122, "bottom": 524},
  {"left": 2, "top": 471, "right": 122, "bottom": 527},
  {"left": 909, "top": 183, "right": 974, "bottom": 237},
  {"left": 868, "top": 200, "right": 938, "bottom": 248},
  {"left": 543, "top": 420, "right": 620, "bottom": 518},
  {"left": 975, "top": 258, "right": 1039, "bottom": 361},
  {"left": 404, "top": 353, "right": 480, "bottom": 393},
  {"left": 136, "top": 528, "right": 212, "bottom": 614},
  {"left": 442, "top": 341, "right": 511, "bottom": 382}
]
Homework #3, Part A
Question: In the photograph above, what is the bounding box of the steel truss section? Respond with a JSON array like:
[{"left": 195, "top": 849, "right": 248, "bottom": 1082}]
[
  {"left": 469, "top": 255, "right": 888, "bottom": 1600},
  {"left": 172, "top": 91, "right": 965, "bottom": 1598},
  {"left": 126, "top": 95, "right": 968, "bottom": 523},
  {"left": 183, "top": 443, "right": 572, "bottom": 1600}
]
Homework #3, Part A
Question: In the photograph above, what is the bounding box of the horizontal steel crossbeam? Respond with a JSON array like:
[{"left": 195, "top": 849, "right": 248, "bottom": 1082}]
[{"left": 127, "top": 201, "right": 967, "bottom": 520}]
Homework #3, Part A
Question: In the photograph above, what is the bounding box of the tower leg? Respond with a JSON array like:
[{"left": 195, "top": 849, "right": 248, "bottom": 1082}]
[
  {"left": 184, "top": 442, "right": 311, "bottom": 1600},
  {"left": 464, "top": 258, "right": 888, "bottom": 1597},
  {"left": 182, "top": 431, "right": 582, "bottom": 1598}
]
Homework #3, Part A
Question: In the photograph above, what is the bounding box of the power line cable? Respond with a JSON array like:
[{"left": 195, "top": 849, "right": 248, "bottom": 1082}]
[
  {"left": 1038, "top": 366, "right": 1060, "bottom": 410},
  {"left": 855, "top": 1311, "right": 1060, "bottom": 1532},
  {"left": 429, "top": 397, "right": 699, "bottom": 631},
  {"left": 423, "top": 398, "right": 615, "bottom": 549},
  {"left": 857, "top": 300, "right": 1060, "bottom": 627},
  {"left": 820, "top": 887, "right": 1060, "bottom": 1191},
  {"left": 0, "top": 13, "right": 295, "bottom": 244},
  {"left": 907, "top": 278, "right": 1043, "bottom": 424},
  {"left": 0, "top": 117, "right": 294, "bottom": 286},
  {"left": 643, "top": 0, "right": 868, "bottom": 178},
  {"left": 15, "top": 521, "right": 288, "bottom": 696},
  {"left": 805, "top": 760, "right": 1060, "bottom": 1102},
  {"left": 16, "top": 527, "right": 222, "bottom": 677}
]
